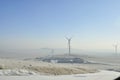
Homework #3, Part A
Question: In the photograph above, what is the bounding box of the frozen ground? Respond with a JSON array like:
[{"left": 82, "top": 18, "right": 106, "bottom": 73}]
[
  {"left": 0, "top": 70, "right": 119, "bottom": 80},
  {"left": 0, "top": 69, "right": 37, "bottom": 76},
  {"left": 0, "top": 58, "right": 97, "bottom": 75},
  {"left": 0, "top": 56, "right": 120, "bottom": 80}
]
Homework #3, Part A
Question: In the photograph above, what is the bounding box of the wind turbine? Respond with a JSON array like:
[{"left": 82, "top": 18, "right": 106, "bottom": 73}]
[
  {"left": 51, "top": 49, "right": 54, "bottom": 57},
  {"left": 65, "top": 37, "right": 72, "bottom": 56},
  {"left": 113, "top": 43, "right": 118, "bottom": 54}
]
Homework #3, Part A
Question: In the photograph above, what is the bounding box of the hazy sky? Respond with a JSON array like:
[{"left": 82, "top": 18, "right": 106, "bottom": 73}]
[{"left": 1, "top": 0, "right": 120, "bottom": 52}]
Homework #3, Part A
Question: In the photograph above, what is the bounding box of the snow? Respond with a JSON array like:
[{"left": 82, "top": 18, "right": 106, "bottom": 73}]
[
  {"left": 0, "top": 70, "right": 120, "bottom": 80},
  {"left": 0, "top": 57, "right": 120, "bottom": 80},
  {"left": 0, "top": 69, "right": 37, "bottom": 76}
]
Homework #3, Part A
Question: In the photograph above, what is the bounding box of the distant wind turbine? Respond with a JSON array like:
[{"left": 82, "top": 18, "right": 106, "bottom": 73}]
[
  {"left": 65, "top": 37, "right": 72, "bottom": 56},
  {"left": 51, "top": 49, "right": 54, "bottom": 57},
  {"left": 113, "top": 43, "right": 118, "bottom": 54}
]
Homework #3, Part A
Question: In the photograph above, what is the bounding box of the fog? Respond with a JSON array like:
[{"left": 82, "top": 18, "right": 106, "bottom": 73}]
[{"left": 0, "top": 48, "right": 117, "bottom": 59}]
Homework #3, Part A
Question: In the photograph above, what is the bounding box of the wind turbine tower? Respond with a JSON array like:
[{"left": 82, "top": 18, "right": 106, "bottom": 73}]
[
  {"left": 66, "top": 37, "right": 72, "bottom": 56},
  {"left": 113, "top": 43, "right": 118, "bottom": 54},
  {"left": 51, "top": 49, "right": 54, "bottom": 57}
]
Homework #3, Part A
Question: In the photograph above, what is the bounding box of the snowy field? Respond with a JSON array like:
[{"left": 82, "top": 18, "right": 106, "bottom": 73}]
[
  {"left": 0, "top": 56, "right": 120, "bottom": 80},
  {"left": 0, "top": 70, "right": 120, "bottom": 80}
]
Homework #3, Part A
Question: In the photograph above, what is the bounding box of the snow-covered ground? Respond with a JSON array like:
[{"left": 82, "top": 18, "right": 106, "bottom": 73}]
[
  {"left": 0, "top": 57, "right": 120, "bottom": 80},
  {"left": 0, "top": 70, "right": 119, "bottom": 80},
  {"left": 0, "top": 69, "right": 37, "bottom": 76}
]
